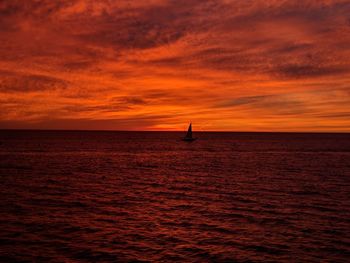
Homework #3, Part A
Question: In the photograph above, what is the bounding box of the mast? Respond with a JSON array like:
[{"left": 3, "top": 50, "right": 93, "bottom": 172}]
[{"left": 186, "top": 123, "right": 192, "bottom": 138}]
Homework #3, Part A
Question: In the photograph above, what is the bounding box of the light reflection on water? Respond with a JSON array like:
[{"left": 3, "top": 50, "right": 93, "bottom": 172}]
[{"left": 0, "top": 131, "right": 349, "bottom": 262}]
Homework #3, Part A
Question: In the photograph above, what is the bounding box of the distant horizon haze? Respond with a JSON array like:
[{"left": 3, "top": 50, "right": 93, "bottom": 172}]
[{"left": 0, "top": 128, "right": 349, "bottom": 134}]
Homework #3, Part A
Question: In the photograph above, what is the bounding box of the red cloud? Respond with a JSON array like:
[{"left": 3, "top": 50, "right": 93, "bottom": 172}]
[{"left": 0, "top": 0, "right": 349, "bottom": 131}]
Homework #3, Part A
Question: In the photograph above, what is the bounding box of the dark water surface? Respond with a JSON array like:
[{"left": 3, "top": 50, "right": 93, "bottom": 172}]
[{"left": 0, "top": 131, "right": 349, "bottom": 262}]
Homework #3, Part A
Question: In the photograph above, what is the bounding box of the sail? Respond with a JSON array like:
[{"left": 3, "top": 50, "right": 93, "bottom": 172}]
[
  {"left": 182, "top": 122, "right": 196, "bottom": 141},
  {"left": 185, "top": 123, "right": 192, "bottom": 138}
]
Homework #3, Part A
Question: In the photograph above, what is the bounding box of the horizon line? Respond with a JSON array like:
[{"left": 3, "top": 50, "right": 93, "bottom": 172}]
[{"left": 0, "top": 128, "right": 349, "bottom": 134}]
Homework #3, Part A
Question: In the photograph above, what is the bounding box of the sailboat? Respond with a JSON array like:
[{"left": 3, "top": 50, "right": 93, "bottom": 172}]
[{"left": 182, "top": 123, "right": 197, "bottom": 142}]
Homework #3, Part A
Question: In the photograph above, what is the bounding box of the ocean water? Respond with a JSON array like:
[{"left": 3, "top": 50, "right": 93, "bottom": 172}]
[{"left": 0, "top": 130, "right": 349, "bottom": 262}]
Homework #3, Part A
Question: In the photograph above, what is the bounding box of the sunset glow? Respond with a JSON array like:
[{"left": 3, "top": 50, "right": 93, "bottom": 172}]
[{"left": 1, "top": 0, "right": 349, "bottom": 131}]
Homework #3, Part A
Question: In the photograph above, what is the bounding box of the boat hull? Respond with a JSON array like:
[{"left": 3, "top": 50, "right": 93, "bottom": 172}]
[{"left": 182, "top": 137, "right": 197, "bottom": 142}]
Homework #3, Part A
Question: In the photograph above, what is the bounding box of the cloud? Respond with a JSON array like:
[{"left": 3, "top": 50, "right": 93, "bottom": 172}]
[
  {"left": 273, "top": 64, "right": 349, "bottom": 78},
  {"left": 0, "top": 71, "right": 68, "bottom": 92},
  {"left": 115, "top": 96, "right": 147, "bottom": 105},
  {"left": 0, "top": 110, "right": 177, "bottom": 131},
  {"left": 0, "top": 0, "right": 349, "bottom": 131},
  {"left": 215, "top": 93, "right": 308, "bottom": 115},
  {"left": 216, "top": 95, "right": 271, "bottom": 107}
]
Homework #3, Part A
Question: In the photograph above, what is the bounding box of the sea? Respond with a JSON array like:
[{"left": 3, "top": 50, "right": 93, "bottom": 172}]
[{"left": 0, "top": 130, "right": 349, "bottom": 262}]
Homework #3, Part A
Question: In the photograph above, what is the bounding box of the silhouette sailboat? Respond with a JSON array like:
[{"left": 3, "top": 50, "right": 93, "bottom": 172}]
[{"left": 182, "top": 123, "right": 197, "bottom": 142}]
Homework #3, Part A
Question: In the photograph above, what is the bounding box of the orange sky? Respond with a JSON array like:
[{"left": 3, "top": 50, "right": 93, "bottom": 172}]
[{"left": 0, "top": 0, "right": 349, "bottom": 131}]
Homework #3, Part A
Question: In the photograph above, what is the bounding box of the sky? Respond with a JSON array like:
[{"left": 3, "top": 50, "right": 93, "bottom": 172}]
[{"left": 0, "top": 0, "right": 349, "bottom": 131}]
